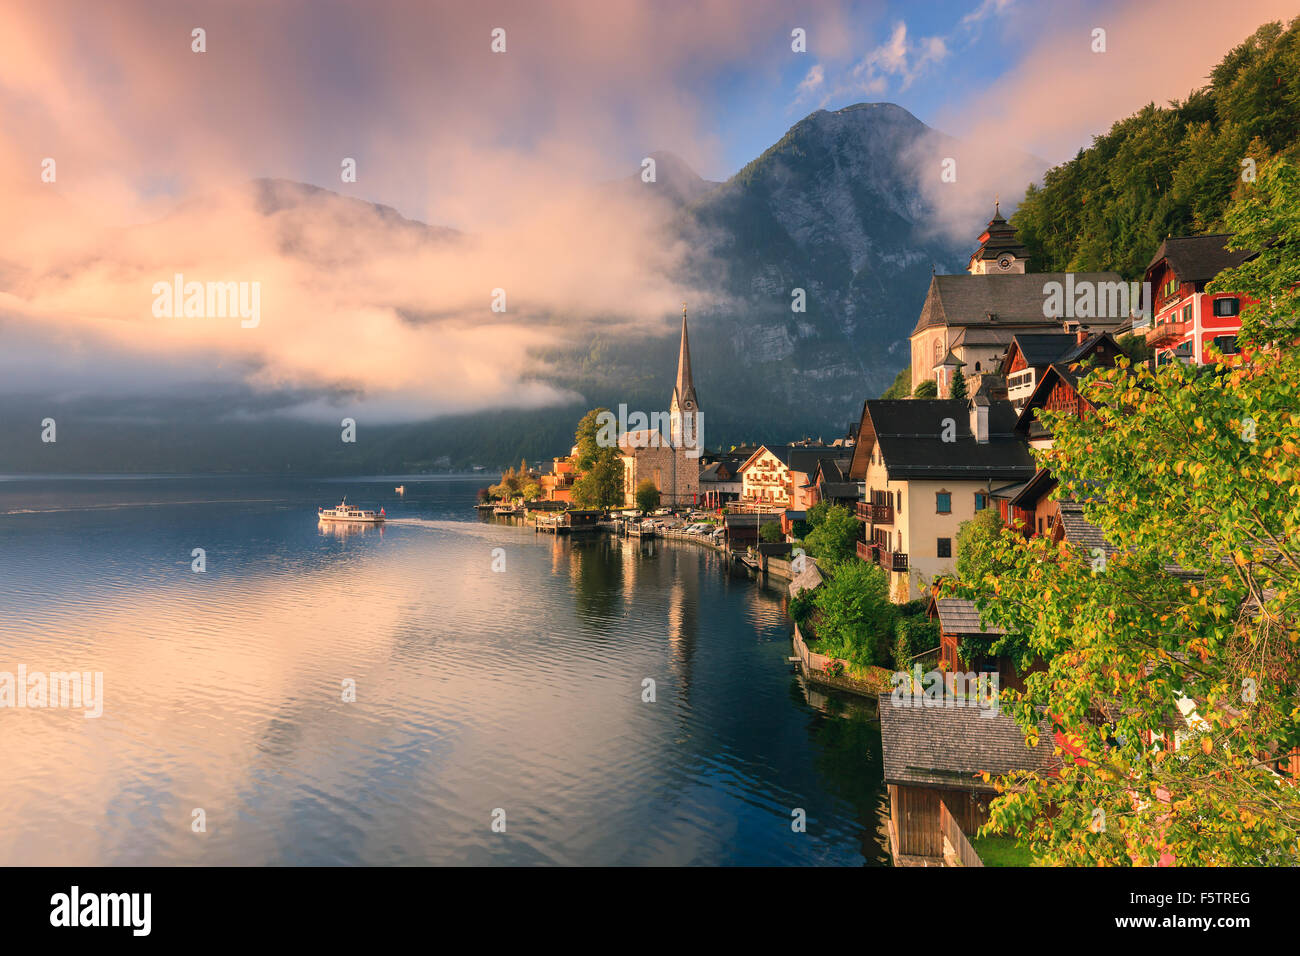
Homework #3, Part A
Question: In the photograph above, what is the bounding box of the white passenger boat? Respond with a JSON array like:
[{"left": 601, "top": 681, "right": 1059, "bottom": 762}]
[{"left": 318, "top": 498, "right": 386, "bottom": 523}]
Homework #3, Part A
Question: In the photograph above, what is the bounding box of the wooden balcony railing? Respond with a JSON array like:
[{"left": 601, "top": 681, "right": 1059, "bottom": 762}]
[
  {"left": 855, "top": 501, "right": 894, "bottom": 524},
  {"left": 880, "top": 549, "right": 909, "bottom": 572},
  {"left": 856, "top": 539, "right": 872, "bottom": 561},
  {"left": 1144, "top": 317, "right": 1190, "bottom": 347}
]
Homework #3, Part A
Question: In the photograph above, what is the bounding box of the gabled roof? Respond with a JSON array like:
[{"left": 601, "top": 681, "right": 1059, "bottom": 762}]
[
  {"left": 912, "top": 272, "right": 1126, "bottom": 336},
  {"left": 738, "top": 444, "right": 843, "bottom": 477},
  {"left": 929, "top": 597, "right": 1006, "bottom": 636},
  {"left": 1144, "top": 234, "right": 1256, "bottom": 285},
  {"left": 850, "top": 399, "right": 1036, "bottom": 481},
  {"left": 1013, "top": 363, "right": 1093, "bottom": 438},
  {"left": 879, "top": 695, "right": 1058, "bottom": 791},
  {"left": 1004, "top": 332, "right": 1078, "bottom": 370}
]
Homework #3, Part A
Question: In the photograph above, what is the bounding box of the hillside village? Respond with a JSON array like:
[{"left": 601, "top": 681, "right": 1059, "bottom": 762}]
[{"left": 482, "top": 157, "right": 1300, "bottom": 865}]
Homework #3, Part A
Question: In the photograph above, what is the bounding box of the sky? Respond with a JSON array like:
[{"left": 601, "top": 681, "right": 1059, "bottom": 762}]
[{"left": 1, "top": 0, "right": 1295, "bottom": 425}]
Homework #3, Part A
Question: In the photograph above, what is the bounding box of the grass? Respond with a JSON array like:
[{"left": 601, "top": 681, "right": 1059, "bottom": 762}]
[{"left": 971, "top": 835, "right": 1036, "bottom": 867}]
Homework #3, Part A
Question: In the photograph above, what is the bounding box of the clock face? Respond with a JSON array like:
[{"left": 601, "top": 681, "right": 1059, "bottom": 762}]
[
  {"left": 683, "top": 401, "right": 694, "bottom": 411},
  {"left": 997, "top": 254, "right": 1014, "bottom": 271}
]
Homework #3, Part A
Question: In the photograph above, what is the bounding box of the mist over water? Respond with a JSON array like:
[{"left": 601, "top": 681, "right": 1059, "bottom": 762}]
[{"left": 0, "top": 476, "right": 886, "bottom": 865}]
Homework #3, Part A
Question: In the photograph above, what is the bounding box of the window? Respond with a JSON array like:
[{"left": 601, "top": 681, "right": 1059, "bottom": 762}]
[
  {"left": 1037, "top": 517, "right": 1043, "bottom": 536},
  {"left": 937, "top": 537, "right": 952, "bottom": 558},
  {"left": 1182, "top": 303, "right": 1193, "bottom": 324},
  {"left": 974, "top": 361, "right": 981, "bottom": 372},
  {"left": 1212, "top": 297, "right": 1240, "bottom": 318},
  {"left": 974, "top": 492, "right": 988, "bottom": 512},
  {"left": 936, "top": 492, "right": 951, "bottom": 514},
  {"left": 1213, "top": 334, "right": 1238, "bottom": 355}
]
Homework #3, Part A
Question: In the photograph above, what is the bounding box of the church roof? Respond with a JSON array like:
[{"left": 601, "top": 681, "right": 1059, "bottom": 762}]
[
  {"left": 911, "top": 272, "right": 1126, "bottom": 336},
  {"left": 672, "top": 308, "right": 699, "bottom": 410}
]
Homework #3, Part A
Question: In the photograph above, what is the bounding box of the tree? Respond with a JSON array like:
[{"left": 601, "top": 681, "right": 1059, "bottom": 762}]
[
  {"left": 955, "top": 507, "right": 1008, "bottom": 584},
  {"left": 948, "top": 367, "right": 968, "bottom": 400},
  {"left": 634, "top": 479, "right": 660, "bottom": 513},
  {"left": 803, "top": 504, "right": 859, "bottom": 566},
  {"left": 810, "top": 561, "right": 897, "bottom": 669},
  {"left": 1116, "top": 332, "right": 1154, "bottom": 365},
  {"left": 964, "top": 158, "right": 1300, "bottom": 865},
  {"left": 759, "top": 521, "right": 783, "bottom": 543},
  {"left": 519, "top": 481, "right": 541, "bottom": 502},
  {"left": 881, "top": 366, "right": 912, "bottom": 399},
  {"left": 571, "top": 455, "right": 623, "bottom": 510},
  {"left": 573, "top": 408, "right": 612, "bottom": 470},
  {"left": 912, "top": 379, "right": 938, "bottom": 399}
]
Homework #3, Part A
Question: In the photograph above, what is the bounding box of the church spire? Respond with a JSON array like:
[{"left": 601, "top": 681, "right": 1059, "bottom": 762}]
[{"left": 673, "top": 303, "right": 698, "bottom": 411}]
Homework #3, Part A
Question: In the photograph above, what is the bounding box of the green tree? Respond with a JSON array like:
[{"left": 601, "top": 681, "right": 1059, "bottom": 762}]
[
  {"left": 912, "top": 379, "right": 938, "bottom": 399},
  {"left": 759, "top": 521, "right": 783, "bottom": 543},
  {"left": 573, "top": 408, "right": 612, "bottom": 470},
  {"left": 634, "top": 479, "right": 660, "bottom": 513},
  {"left": 948, "top": 367, "right": 968, "bottom": 400},
  {"left": 965, "top": 159, "right": 1300, "bottom": 865},
  {"left": 881, "top": 366, "right": 912, "bottom": 399},
  {"left": 811, "top": 561, "right": 896, "bottom": 668},
  {"left": 571, "top": 454, "right": 623, "bottom": 510},
  {"left": 803, "top": 504, "right": 860, "bottom": 566},
  {"left": 954, "top": 507, "right": 1008, "bottom": 584}
]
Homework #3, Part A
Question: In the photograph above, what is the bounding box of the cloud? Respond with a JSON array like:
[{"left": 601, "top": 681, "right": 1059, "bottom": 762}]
[
  {"left": 848, "top": 22, "right": 950, "bottom": 96},
  {"left": 0, "top": 0, "right": 813, "bottom": 423}
]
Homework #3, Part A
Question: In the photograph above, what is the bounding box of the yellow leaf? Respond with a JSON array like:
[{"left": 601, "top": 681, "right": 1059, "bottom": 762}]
[{"left": 1201, "top": 736, "right": 1213, "bottom": 755}]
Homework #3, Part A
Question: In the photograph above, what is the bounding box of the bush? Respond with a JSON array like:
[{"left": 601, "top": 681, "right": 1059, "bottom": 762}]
[
  {"left": 811, "top": 561, "right": 896, "bottom": 668},
  {"left": 802, "top": 504, "right": 859, "bottom": 565},
  {"left": 893, "top": 614, "right": 940, "bottom": 670},
  {"left": 759, "top": 521, "right": 783, "bottom": 543},
  {"left": 913, "top": 379, "right": 938, "bottom": 398}
]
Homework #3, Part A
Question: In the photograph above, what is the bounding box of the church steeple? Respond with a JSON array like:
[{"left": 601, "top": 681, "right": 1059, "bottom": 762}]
[
  {"left": 672, "top": 304, "right": 698, "bottom": 412},
  {"left": 670, "top": 304, "right": 700, "bottom": 450}
]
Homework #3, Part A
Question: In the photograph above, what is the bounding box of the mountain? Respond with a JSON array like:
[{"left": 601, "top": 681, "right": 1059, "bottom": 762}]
[
  {"left": 1, "top": 104, "right": 1032, "bottom": 474},
  {"left": 531, "top": 103, "right": 982, "bottom": 444}
]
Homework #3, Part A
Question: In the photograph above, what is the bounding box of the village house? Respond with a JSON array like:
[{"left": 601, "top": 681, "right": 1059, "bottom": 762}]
[
  {"left": 539, "top": 455, "right": 577, "bottom": 503},
  {"left": 697, "top": 455, "right": 743, "bottom": 508},
  {"left": 911, "top": 207, "right": 1128, "bottom": 397},
  {"left": 999, "top": 329, "right": 1124, "bottom": 412},
  {"left": 848, "top": 397, "right": 1036, "bottom": 603},
  {"left": 879, "top": 695, "right": 1058, "bottom": 866},
  {"left": 1141, "top": 234, "right": 1256, "bottom": 367}
]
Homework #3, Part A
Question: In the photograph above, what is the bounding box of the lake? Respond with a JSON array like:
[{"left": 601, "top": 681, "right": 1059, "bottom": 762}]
[{"left": 0, "top": 476, "right": 887, "bottom": 865}]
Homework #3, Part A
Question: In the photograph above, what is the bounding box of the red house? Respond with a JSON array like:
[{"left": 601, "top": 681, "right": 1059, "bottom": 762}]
[{"left": 1141, "top": 234, "right": 1256, "bottom": 367}]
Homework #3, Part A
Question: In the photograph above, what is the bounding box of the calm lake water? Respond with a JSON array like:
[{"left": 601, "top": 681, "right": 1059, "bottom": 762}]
[{"left": 0, "top": 476, "right": 887, "bottom": 865}]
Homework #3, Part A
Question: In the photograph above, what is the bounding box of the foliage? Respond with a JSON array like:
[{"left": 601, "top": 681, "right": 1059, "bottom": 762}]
[
  {"left": 789, "top": 519, "right": 812, "bottom": 538},
  {"left": 1011, "top": 19, "right": 1300, "bottom": 277},
  {"left": 810, "top": 561, "right": 897, "bottom": 669},
  {"left": 961, "top": 162, "right": 1300, "bottom": 864},
  {"left": 1116, "top": 333, "right": 1154, "bottom": 365},
  {"left": 634, "top": 479, "right": 660, "bottom": 513},
  {"left": 948, "top": 367, "right": 968, "bottom": 400},
  {"left": 955, "top": 507, "right": 1009, "bottom": 583},
  {"left": 788, "top": 589, "right": 816, "bottom": 628},
  {"left": 805, "top": 500, "right": 832, "bottom": 528},
  {"left": 759, "top": 521, "right": 783, "bottom": 543},
  {"left": 881, "top": 365, "right": 912, "bottom": 399},
  {"left": 802, "top": 504, "right": 859, "bottom": 565},
  {"left": 912, "top": 379, "right": 938, "bottom": 399},
  {"left": 573, "top": 408, "right": 611, "bottom": 471},
  {"left": 520, "top": 481, "right": 541, "bottom": 501},
  {"left": 893, "top": 614, "right": 939, "bottom": 670}
]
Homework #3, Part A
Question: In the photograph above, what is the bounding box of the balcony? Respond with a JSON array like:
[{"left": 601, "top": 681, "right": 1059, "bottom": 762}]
[
  {"left": 1144, "top": 317, "right": 1190, "bottom": 347},
  {"left": 855, "top": 501, "right": 894, "bottom": 524},
  {"left": 880, "top": 549, "right": 909, "bottom": 572},
  {"left": 857, "top": 540, "right": 907, "bottom": 571}
]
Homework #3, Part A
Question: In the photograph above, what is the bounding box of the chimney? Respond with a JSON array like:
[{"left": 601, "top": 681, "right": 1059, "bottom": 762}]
[
  {"left": 970, "top": 395, "right": 990, "bottom": 444},
  {"left": 1076, "top": 324, "right": 1090, "bottom": 345}
]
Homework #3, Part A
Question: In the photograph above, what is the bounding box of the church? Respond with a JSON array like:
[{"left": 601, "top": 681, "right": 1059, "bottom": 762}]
[
  {"left": 617, "top": 308, "right": 703, "bottom": 508},
  {"left": 909, "top": 205, "right": 1127, "bottom": 397}
]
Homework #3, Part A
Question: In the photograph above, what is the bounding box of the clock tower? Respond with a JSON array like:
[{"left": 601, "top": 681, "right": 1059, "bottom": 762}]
[
  {"left": 967, "top": 200, "right": 1030, "bottom": 275},
  {"left": 670, "top": 304, "right": 700, "bottom": 452}
]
